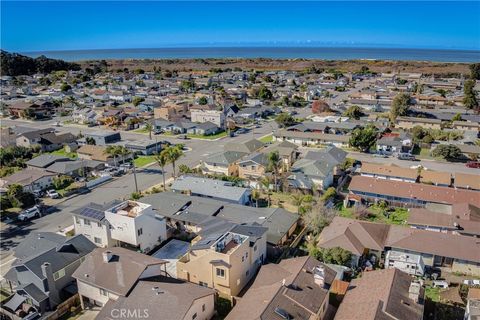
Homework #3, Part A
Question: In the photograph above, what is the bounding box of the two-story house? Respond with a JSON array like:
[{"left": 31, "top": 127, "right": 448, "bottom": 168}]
[{"left": 177, "top": 221, "right": 267, "bottom": 298}]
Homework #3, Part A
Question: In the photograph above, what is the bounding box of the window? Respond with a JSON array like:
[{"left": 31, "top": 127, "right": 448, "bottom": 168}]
[
  {"left": 199, "top": 281, "right": 208, "bottom": 287},
  {"left": 254, "top": 245, "right": 257, "bottom": 252},
  {"left": 192, "top": 313, "right": 197, "bottom": 320},
  {"left": 245, "top": 252, "right": 248, "bottom": 259},
  {"left": 216, "top": 268, "right": 225, "bottom": 278},
  {"left": 94, "top": 237, "right": 102, "bottom": 244},
  {"left": 242, "top": 256, "right": 244, "bottom": 262},
  {"left": 84, "top": 219, "right": 91, "bottom": 226},
  {"left": 75, "top": 217, "right": 80, "bottom": 224},
  {"left": 137, "top": 228, "right": 143, "bottom": 236},
  {"left": 97, "top": 222, "right": 102, "bottom": 228},
  {"left": 100, "top": 288, "right": 108, "bottom": 296},
  {"left": 202, "top": 304, "right": 206, "bottom": 312},
  {"left": 53, "top": 268, "right": 65, "bottom": 281}
]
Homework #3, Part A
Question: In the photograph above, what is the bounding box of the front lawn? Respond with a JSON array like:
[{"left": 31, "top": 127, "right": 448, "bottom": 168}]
[
  {"left": 49, "top": 149, "right": 77, "bottom": 159},
  {"left": 259, "top": 134, "right": 273, "bottom": 143},
  {"left": 335, "top": 204, "right": 409, "bottom": 225},
  {"left": 134, "top": 155, "right": 157, "bottom": 167},
  {"left": 133, "top": 127, "right": 150, "bottom": 134},
  {"left": 187, "top": 131, "right": 227, "bottom": 140}
]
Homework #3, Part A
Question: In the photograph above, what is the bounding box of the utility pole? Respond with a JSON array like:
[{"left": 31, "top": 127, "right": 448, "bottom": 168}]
[{"left": 132, "top": 161, "right": 139, "bottom": 193}]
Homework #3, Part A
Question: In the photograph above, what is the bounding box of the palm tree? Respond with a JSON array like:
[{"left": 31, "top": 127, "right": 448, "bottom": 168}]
[
  {"left": 165, "top": 145, "right": 184, "bottom": 178},
  {"left": 259, "top": 177, "right": 272, "bottom": 207},
  {"left": 116, "top": 146, "right": 131, "bottom": 165},
  {"left": 156, "top": 151, "right": 170, "bottom": 191},
  {"left": 104, "top": 145, "right": 119, "bottom": 167},
  {"left": 251, "top": 189, "right": 260, "bottom": 208},
  {"left": 145, "top": 122, "right": 153, "bottom": 140},
  {"left": 267, "top": 151, "right": 281, "bottom": 192}
]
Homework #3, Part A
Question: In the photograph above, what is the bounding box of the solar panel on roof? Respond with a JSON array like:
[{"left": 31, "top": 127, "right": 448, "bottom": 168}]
[{"left": 79, "top": 207, "right": 105, "bottom": 220}]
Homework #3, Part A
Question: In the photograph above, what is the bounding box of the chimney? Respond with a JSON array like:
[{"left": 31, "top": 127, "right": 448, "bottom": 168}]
[
  {"left": 103, "top": 250, "right": 113, "bottom": 263},
  {"left": 313, "top": 266, "right": 325, "bottom": 288},
  {"left": 408, "top": 281, "right": 421, "bottom": 303},
  {"left": 41, "top": 262, "right": 60, "bottom": 306}
]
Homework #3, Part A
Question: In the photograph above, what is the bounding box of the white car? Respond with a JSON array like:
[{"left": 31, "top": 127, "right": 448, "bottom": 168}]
[
  {"left": 46, "top": 189, "right": 60, "bottom": 199},
  {"left": 18, "top": 206, "right": 41, "bottom": 221}
]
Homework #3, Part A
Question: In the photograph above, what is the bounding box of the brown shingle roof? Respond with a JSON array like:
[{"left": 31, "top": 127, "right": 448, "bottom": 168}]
[
  {"left": 77, "top": 145, "right": 111, "bottom": 162},
  {"left": 226, "top": 256, "right": 336, "bottom": 320},
  {"left": 360, "top": 163, "right": 418, "bottom": 180},
  {"left": 419, "top": 170, "right": 452, "bottom": 186},
  {"left": 349, "top": 176, "right": 480, "bottom": 207},
  {"left": 454, "top": 172, "right": 480, "bottom": 190},
  {"left": 335, "top": 268, "right": 424, "bottom": 320},
  {"left": 72, "top": 247, "right": 167, "bottom": 297}
]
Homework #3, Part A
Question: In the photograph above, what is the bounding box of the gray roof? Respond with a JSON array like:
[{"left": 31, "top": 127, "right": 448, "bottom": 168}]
[
  {"left": 1, "top": 168, "right": 56, "bottom": 187},
  {"left": 9, "top": 234, "right": 96, "bottom": 283},
  {"left": 17, "top": 283, "right": 48, "bottom": 303},
  {"left": 73, "top": 247, "right": 167, "bottom": 297},
  {"left": 171, "top": 176, "right": 249, "bottom": 202},
  {"left": 13, "top": 232, "right": 66, "bottom": 260},
  {"left": 71, "top": 201, "right": 122, "bottom": 222},
  {"left": 142, "top": 192, "right": 299, "bottom": 244},
  {"left": 196, "top": 121, "right": 219, "bottom": 130},
  {"left": 204, "top": 150, "right": 247, "bottom": 166},
  {"left": 46, "top": 160, "right": 84, "bottom": 174},
  {"left": 25, "top": 154, "right": 70, "bottom": 168},
  {"left": 238, "top": 152, "right": 269, "bottom": 166},
  {"left": 96, "top": 276, "right": 215, "bottom": 320},
  {"left": 304, "top": 146, "right": 347, "bottom": 165},
  {"left": 224, "top": 138, "right": 265, "bottom": 153},
  {"left": 291, "top": 158, "right": 336, "bottom": 178}
]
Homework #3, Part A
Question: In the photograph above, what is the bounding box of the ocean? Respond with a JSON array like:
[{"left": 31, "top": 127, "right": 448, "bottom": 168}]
[{"left": 22, "top": 47, "right": 480, "bottom": 63}]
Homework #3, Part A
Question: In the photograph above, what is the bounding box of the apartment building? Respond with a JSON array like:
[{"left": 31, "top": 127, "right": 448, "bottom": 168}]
[{"left": 190, "top": 107, "right": 225, "bottom": 127}]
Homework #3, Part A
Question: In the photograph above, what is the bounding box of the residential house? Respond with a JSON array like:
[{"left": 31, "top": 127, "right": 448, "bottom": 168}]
[
  {"left": 4, "top": 233, "right": 96, "bottom": 313},
  {"left": 0, "top": 168, "right": 56, "bottom": 192},
  {"left": 396, "top": 116, "right": 442, "bottom": 130},
  {"left": 465, "top": 288, "right": 480, "bottom": 320},
  {"left": 376, "top": 132, "right": 413, "bottom": 154},
  {"left": 347, "top": 176, "right": 480, "bottom": 208},
  {"left": 261, "top": 140, "right": 299, "bottom": 170},
  {"left": 75, "top": 200, "right": 168, "bottom": 253},
  {"left": 189, "top": 121, "right": 222, "bottom": 136},
  {"left": 224, "top": 139, "right": 265, "bottom": 154},
  {"left": 72, "top": 109, "right": 99, "bottom": 125},
  {"left": 95, "top": 276, "right": 215, "bottom": 320},
  {"left": 0, "top": 127, "right": 16, "bottom": 147},
  {"left": 190, "top": 105, "right": 225, "bottom": 127},
  {"left": 125, "top": 139, "right": 163, "bottom": 155},
  {"left": 407, "top": 203, "right": 480, "bottom": 237},
  {"left": 226, "top": 257, "right": 338, "bottom": 320},
  {"left": 237, "top": 152, "right": 269, "bottom": 181},
  {"left": 359, "top": 163, "right": 418, "bottom": 183},
  {"left": 16, "top": 128, "right": 76, "bottom": 152},
  {"left": 73, "top": 247, "right": 168, "bottom": 308},
  {"left": 8, "top": 101, "right": 53, "bottom": 119},
  {"left": 288, "top": 159, "right": 336, "bottom": 191},
  {"left": 141, "top": 192, "right": 299, "bottom": 246},
  {"left": 77, "top": 145, "right": 118, "bottom": 166},
  {"left": 25, "top": 154, "right": 70, "bottom": 170},
  {"left": 171, "top": 176, "right": 251, "bottom": 205},
  {"left": 318, "top": 217, "right": 480, "bottom": 276},
  {"left": 455, "top": 144, "right": 480, "bottom": 160},
  {"left": 176, "top": 221, "right": 268, "bottom": 298},
  {"left": 452, "top": 121, "right": 480, "bottom": 133},
  {"left": 71, "top": 201, "right": 121, "bottom": 248},
  {"left": 202, "top": 151, "right": 245, "bottom": 176},
  {"left": 454, "top": 172, "right": 480, "bottom": 191},
  {"left": 154, "top": 103, "right": 189, "bottom": 121},
  {"left": 335, "top": 268, "right": 424, "bottom": 320},
  {"left": 273, "top": 129, "right": 350, "bottom": 147},
  {"left": 84, "top": 131, "right": 121, "bottom": 146},
  {"left": 419, "top": 170, "right": 452, "bottom": 187}
]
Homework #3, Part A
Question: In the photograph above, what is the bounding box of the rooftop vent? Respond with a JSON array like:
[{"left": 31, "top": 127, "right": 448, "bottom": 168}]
[
  {"left": 103, "top": 250, "right": 113, "bottom": 263},
  {"left": 274, "top": 307, "right": 291, "bottom": 320}
]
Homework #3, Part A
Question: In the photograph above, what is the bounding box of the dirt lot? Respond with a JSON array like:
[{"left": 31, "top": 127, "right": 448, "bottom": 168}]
[{"left": 80, "top": 58, "right": 471, "bottom": 76}]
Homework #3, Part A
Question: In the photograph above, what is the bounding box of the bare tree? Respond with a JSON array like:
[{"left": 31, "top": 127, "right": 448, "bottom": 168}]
[{"left": 303, "top": 201, "right": 337, "bottom": 236}]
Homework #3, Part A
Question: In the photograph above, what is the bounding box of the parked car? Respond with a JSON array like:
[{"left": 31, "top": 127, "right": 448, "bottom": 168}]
[
  {"left": 432, "top": 280, "right": 449, "bottom": 289},
  {"left": 397, "top": 153, "right": 416, "bottom": 161},
  {"left": 373, "top": 153, "right": 389, "bottom": 158},
  {"left": 154, "top": 129, "right": 164, "bottom": 135},
  {"left": 18, "top": 206, "right": 41, "bottom": 221},
  {"left": 32, "top": 189, "right": 44, "bottom": 198},
  {"left": 46, "top": 189, "right": 60, "bottom": 199},
  {"left": 466, "top": 161, "right": 480, "bottom": 169},
  {"left": 120, "top": 162, "right": 133, "bottom": 170}
]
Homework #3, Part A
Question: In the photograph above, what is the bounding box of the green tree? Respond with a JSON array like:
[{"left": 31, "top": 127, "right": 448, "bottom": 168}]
[
  {"left": 349, "top": 125, "right": 378, "bottom": 152},
  {"left": 53, "top": 175, "right": 74, "bottom": 190},
  {"left": 267, "top": 151, "right": 281, "bottom": 192},
  {"left": 411, "top": 126, "right": 426, "bottom": 143},
  {"left": 198, "top": 96, "right": 208, "bottom": 105},
  {"left": 85, "top": 137, "right": 96, "bottom": 145},
  {"left": 145, "top": 122, "right": 153, "bottom": 140},
  {"left": 432, "top": 144, "right": 462, "bottom": 160},
  {"left": 321, "top": 187, "right": 337, "bottom": 203},
  {"left": 275, "top": 113, "right": 296, "bottom": 128},
  {"left": 319, "top": 247, "right": 352, "bottom": 266},
  {"left": 470, "top": 63, "right": 480, "bottom": 80},
  {"left": 390, "top": 93, "right": 412, "bottom": 121},
  {"left": 132, "top": 96, "right": 145, "bottom": 107},
  {"left": 164, "top": 145, "right": 184, "bottom": 178},
  {"left": 60, "top": 82, "right": 71, "bottom": 92},
  {"left": 463, "top": 80, "right": 479, "bottom": 110},
  {"left": 181, "top": 80, "right": 195, "bottom": 93},
  {"left": 7, "top": 184, "right": 34, "bottom": 208},
  {"left": 155, "top": 151, "right": 170, "bottom": 191},
  {"left": 104, "top": 145, "right": 119, "bottom": 167},
  {"left": 256, "top": 85, "right": 273, "bottom": 100},
  {"left": 342, "top": 105, "right": 364, "bottom": 120}
]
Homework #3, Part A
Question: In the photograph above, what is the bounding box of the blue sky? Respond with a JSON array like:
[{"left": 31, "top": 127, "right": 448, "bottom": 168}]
[{"left": 1, "top": 1, "right": 479, "bottom": 52}]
